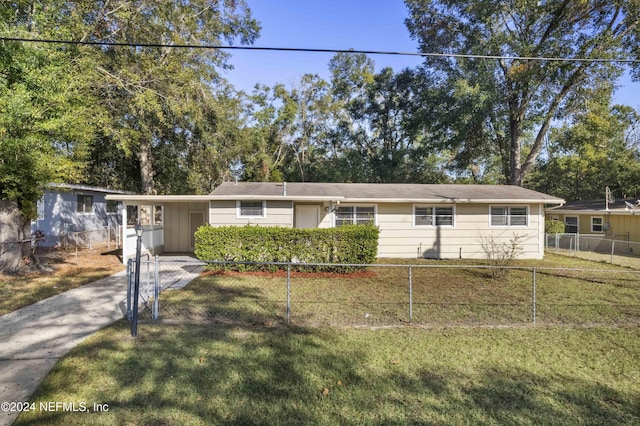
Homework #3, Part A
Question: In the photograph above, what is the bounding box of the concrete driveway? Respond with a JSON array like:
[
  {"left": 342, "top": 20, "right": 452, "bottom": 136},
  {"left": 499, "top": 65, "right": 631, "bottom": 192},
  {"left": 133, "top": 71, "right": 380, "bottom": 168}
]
[{"left": 0, "top": 255, "right": 202, "bottom": 426}]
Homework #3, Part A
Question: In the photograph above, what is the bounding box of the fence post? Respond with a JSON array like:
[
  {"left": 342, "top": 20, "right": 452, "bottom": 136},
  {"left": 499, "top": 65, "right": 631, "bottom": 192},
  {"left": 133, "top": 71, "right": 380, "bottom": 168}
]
[
  {"left": 611, "top": 240, "right": 615, "bottom": 264},
  {"left": 532, "top": 267, "right": 537, "bottom": 324},
  {"left": 126, "top": 258, "right": 133, "bottom": 320},
  {"left": 408, "top": 266, "right": 413, "bottom": 323},
  {"left": 153, "top": 255, "right": 160, "bottom": 320},
  {"left": 286, "top": 263, "right": 291, "bottom": 324}
]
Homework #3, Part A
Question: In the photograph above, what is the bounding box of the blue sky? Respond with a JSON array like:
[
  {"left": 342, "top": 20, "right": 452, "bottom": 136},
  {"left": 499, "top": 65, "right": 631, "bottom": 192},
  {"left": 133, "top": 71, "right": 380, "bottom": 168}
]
[{"left": 223, "top": 0, "right": 639, "bottom": 109}]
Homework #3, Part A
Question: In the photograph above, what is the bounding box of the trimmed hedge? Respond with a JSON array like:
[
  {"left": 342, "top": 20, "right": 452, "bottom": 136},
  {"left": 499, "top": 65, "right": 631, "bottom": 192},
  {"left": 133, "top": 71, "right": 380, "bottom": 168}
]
[
  {"left": 545, "top": 219, "right": 565, "bottom": 234},
  {"left": 194, "top": 224, "right": 379, "bottom": 272}
]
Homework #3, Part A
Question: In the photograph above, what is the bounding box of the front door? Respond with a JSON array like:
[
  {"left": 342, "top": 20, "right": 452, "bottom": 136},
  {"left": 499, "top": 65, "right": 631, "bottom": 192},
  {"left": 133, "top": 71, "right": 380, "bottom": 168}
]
[
  {"left": 295, "top": 205, "right": 320, "bottom": 229},
  {"left": 189, "top": 211, "right": 205, "bottom": 250}
]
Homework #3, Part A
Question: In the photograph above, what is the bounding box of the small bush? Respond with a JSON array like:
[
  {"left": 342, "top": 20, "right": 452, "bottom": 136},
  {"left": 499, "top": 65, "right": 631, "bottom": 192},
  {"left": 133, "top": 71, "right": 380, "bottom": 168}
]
[
  {"left": 479, "top": 233, "right": 525, "bottom": 280},
  {"left": 194, "top": 224, "right": 379, "bottom": 272},
  {"left": 545, "top": 219, "right": 565, "bottom": 234}
]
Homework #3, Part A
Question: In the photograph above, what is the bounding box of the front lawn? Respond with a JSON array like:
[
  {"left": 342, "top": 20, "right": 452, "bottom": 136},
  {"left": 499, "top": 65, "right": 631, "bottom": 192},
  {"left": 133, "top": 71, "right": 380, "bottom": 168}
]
[
  {"left": 17, "top": 323, "right": 640, "bottom": 425},
  {"left": 15, "top": 253, "right": 640, "bottom": 425}
]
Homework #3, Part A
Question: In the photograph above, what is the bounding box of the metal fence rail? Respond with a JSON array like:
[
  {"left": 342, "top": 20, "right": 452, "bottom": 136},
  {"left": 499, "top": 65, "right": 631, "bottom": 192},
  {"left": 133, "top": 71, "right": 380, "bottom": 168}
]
[
  {"left": 128, "top": 258, "right": 640, "bottom": 328},
  {"left": 546, "top": 233, "right": 640, "bottom": 266}
]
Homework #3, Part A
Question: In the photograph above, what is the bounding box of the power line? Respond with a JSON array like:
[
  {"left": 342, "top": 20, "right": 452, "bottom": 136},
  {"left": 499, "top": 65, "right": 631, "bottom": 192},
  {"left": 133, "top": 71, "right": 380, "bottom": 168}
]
[{"left": 1, "top": 36, "right": 639, "bottom": 64}]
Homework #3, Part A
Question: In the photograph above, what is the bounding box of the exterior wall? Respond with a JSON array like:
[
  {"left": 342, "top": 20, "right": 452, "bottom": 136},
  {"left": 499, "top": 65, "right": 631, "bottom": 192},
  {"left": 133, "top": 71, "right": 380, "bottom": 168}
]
[
  {"left": 164, "top": 202, "right": 209, "bottom": 252},
  {"left": 209, "top": 200, "right": 294, "bottom": 227},
  {"left": 376, "top": 203, "right": 544, "bottom": 259},
  {"left": 548, "top": 212, "right": 640, "bottom": 242},
  {"left": 31, "top": 189, "right": 121, "bottom": 247}
]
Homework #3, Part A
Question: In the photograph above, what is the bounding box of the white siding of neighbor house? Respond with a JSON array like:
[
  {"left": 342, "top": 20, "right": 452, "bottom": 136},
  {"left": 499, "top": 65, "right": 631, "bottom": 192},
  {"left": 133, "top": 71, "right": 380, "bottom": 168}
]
[{"left": 209, "top": 200, "right": 294, "bottom": 227}]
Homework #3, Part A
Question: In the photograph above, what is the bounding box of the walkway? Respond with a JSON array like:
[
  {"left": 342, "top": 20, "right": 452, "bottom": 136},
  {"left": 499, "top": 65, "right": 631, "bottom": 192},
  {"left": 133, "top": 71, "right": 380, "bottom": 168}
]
[{"left": 0, "top": 255, "right": 202, "bottom": 426}]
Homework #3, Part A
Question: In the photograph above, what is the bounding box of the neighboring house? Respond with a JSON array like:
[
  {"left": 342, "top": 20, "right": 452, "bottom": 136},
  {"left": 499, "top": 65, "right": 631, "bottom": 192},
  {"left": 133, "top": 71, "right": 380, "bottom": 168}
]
[
  {"left": 546, "top": 198, "right": 640, "bottom": 241},
  {"left": 107, "top": 182, "right": 563, "bottom": 263},
  {"left": 32, "top": 183, "right": 129, "bottom": 248}
]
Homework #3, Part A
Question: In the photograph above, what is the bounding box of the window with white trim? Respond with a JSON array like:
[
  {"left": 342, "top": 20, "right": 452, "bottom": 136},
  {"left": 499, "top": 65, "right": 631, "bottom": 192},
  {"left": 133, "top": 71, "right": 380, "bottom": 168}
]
[
  {"left": 490, "top": 206, "right": 528, "bottom": 226},
  {"left": 591, "top": 216, "right": 603, "bottom": 233},
  {"left": 414, "top": 206, "right": 454, "bottom": 226},
  {"left": 564, "top": 216, "right": 578, "bottom": 234},
  {"left": 238, "top": 200, "right": 265, "bottom": 218},
  {"left": 76, "top": 195, "right": 93, "bottom": 214},
  {"left": 335, "top": 206, "right": 375, "bottom": 226}
]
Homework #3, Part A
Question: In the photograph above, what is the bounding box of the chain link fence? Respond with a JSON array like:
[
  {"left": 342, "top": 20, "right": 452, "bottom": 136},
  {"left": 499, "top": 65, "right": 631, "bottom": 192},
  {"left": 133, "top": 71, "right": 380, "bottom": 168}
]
[
  {"left": 546, "top": 233, "right": 640, "bottom": 268},
  {"left": 128, "top": 258, "right": 640, "bottom": 328}
]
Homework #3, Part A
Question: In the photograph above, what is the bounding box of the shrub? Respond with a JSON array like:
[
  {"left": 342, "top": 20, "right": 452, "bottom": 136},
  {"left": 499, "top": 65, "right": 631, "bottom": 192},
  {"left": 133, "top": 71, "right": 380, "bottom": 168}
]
[
  {"left": 478, "top": 233, "right": 525, "bottom": 280},
  {"left": 545, "top": 219, "right": 565, "bottom": 234},
  {"left": 194, "top": 224, "right": 379, "bottom": 272}
]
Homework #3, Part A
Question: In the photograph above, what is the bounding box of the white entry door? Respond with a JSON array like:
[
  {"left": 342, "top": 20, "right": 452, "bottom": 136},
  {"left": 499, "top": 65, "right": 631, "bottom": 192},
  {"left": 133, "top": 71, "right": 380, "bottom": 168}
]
[{"left": 295, "top": 205, "right": 320, "bottom": 229}]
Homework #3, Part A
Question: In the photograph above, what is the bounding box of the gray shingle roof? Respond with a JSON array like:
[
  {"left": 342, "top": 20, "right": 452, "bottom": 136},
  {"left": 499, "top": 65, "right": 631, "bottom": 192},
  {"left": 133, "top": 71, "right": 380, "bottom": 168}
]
[
  {"left": 211, "top": 182, "right": 564, "bottom": 203},
  {"left": 548, "top": 198, "right": 640, "bottom": 212}
]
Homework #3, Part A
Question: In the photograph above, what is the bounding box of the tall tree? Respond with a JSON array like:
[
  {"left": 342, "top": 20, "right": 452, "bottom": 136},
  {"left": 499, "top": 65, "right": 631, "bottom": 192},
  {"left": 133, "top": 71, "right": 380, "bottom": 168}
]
[
  {"left": 405, "top": 0, "right": 640, "bottom": 186},
  {"left": 530, "top": 90, "right": 640, "bottom": 200}
]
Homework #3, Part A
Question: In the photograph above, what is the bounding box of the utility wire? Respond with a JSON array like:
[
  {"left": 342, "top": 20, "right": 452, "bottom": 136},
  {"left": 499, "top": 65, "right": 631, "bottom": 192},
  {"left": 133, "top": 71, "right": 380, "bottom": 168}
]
[{"left": 1, "top": 36, "right": 639, "bottom": 63}]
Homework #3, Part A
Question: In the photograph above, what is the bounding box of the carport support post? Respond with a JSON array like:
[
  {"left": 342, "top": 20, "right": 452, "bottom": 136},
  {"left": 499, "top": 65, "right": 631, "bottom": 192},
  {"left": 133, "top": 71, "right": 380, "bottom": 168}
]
[{"left": 131, "top": 224, "right": 143, "bottom": 337}]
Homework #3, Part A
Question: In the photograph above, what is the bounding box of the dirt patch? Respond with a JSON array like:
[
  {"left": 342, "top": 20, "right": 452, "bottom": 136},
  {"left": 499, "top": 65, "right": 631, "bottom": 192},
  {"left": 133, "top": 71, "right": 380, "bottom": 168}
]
[{"left": 0, "top": 246, "right": 123, "bottom": 278}]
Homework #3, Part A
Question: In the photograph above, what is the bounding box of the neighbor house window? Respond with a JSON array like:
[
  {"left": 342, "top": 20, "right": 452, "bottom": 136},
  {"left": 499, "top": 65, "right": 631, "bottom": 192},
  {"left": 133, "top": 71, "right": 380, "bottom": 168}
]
[
  {"left": 238, "top": 200, "right": 266, "bottom": 218},
  {"left": 490, "top": 206, "right": 528, "bottom": 226},
  {"left": 106, "top": 200, "right": 120, "bottom": 214},
  {"left": 77, "top": 195, "right": 93, "bottom": 214},
  {"left": 591, "top": 216, "right": 603, "bottom": 233},
  {"left": 414, "top": 206, "right": 454, "bottom": 226},
  {"left": 565, "top": 216, "right": 578, "bottom": 233},
  {"left": 335, "top": 206, "right": 375, "bottom": 226}
]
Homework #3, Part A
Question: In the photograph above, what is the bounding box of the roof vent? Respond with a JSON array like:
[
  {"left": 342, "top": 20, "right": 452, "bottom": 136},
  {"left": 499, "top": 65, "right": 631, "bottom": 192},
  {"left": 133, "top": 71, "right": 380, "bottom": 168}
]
[{"left": 283, "top": 182, "right": 287, "bottom": 196}]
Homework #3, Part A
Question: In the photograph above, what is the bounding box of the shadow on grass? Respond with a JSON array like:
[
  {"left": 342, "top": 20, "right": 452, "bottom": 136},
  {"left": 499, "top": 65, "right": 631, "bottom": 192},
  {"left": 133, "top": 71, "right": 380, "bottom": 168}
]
[{"left": 15, "top": 276, "right": 640, "bottom": 425}]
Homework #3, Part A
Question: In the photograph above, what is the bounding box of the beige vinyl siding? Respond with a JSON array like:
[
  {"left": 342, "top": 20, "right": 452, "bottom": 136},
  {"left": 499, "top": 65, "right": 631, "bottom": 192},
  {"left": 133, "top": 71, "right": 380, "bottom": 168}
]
[
  {"left": 163, "top": 202, "right": 209, "bottom": 252},
  {"left": 210, "top": 200, "right": 293, "bottom": 227},
  {"left": 376, "top": 203, "right": 544, "bottom": 259},
  {"left": 549, "top": 213, "right": 640, "bottom": 242}
]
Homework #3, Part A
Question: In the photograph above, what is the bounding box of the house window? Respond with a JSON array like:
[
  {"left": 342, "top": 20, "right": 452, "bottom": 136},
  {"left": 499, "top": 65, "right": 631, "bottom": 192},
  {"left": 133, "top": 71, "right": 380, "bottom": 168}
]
[
  {"left": 139, "top": 206, "right": 152, "bottom": 226},
  {"left": 335, "top": 206, "right": 375, "bottom": 226},
  {"left": 106, "top": 200, "right": 120, "bottom": 214},
  {"left": 77, "top": 195, "right": 93, "bottom": 214},
  {"left": 238, "top": 200, "right": 265, "bottom": 218},
  {"left": 127, "top": 205, "right": 162, "bottom": 227},
  {"left": 414, "top": 206, "right": 454, "bottom": 226},
  {"left": 154, "top": 205, "right": 163, "bottom": 225},
  {"left": 490, "top": 206, "right": 528, "bottom": 226},
  {"left": 127, "top": 205, "right": 138, "bottom": 227},
  {"left": 591, "top": 217, "right": 603, "bottom": 233},
  {"left": 565, "top": 216, "right": 578, "bottom": 234}
]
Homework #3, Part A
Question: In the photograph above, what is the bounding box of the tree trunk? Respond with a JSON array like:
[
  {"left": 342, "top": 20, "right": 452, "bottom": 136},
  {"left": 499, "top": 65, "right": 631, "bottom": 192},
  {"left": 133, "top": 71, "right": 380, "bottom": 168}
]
[
  {"left": 0, "top": 201, "right": 33, "bottom": 273},
  {"left": 138, "top": 138, "right": 156, "bottom": 195}
]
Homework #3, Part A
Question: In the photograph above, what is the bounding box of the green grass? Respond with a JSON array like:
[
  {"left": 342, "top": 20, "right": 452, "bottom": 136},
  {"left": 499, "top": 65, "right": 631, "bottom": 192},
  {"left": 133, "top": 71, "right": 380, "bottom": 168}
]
[
  {"left": 16, "top": 324, "right": 640, "bottom": 425},
  {"left": 14, "top": 253, "right": 640, "bottom": 425},
  {"left": 156, "top": 253, "right": 640, "bottom": 327}
]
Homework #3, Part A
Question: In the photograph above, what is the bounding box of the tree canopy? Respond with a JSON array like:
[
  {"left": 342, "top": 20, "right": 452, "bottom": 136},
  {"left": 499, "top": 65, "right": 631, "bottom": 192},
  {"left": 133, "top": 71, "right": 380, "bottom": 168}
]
[{"left": 405, "top": 0, "right": 640, "bottom": 186}]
